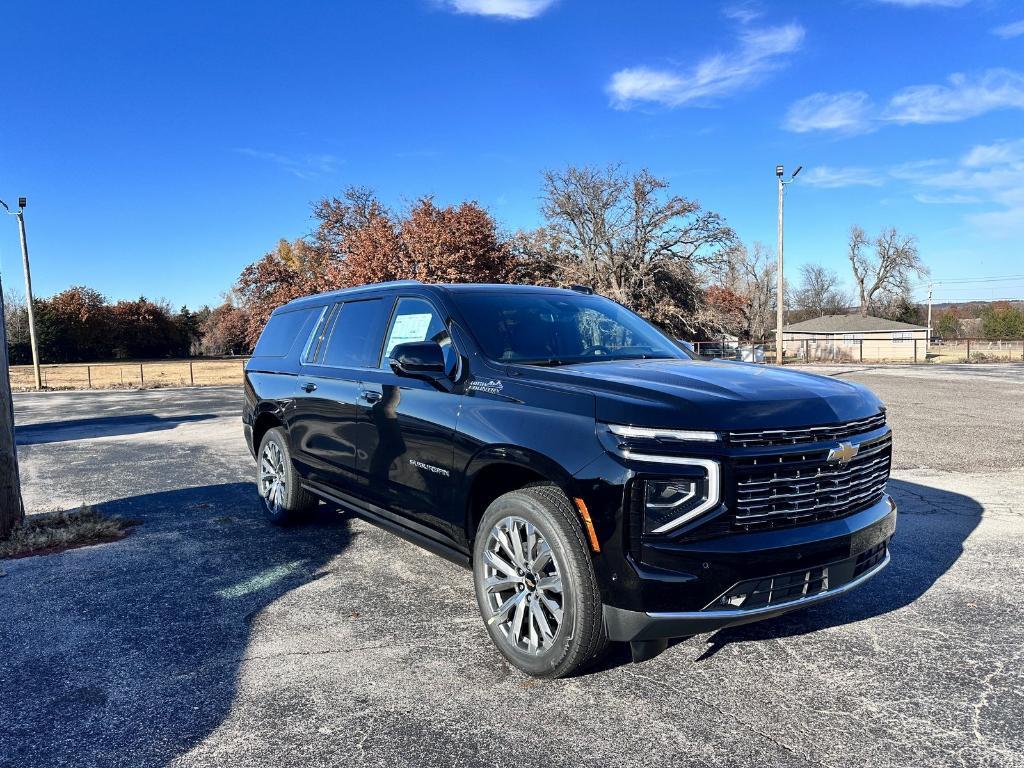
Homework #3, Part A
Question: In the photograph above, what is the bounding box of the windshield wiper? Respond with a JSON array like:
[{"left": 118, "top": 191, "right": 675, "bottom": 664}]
[{"left": 515, "top": 358, "right": 572, "bottom": 367}]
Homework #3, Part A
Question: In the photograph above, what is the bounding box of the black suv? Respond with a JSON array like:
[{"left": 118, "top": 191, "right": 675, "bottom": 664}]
[{"left": 243, "top": 281, "right": 896, "bottom": 677}]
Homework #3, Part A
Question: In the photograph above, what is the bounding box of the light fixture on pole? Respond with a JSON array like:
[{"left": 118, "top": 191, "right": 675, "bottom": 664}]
[
  {"left": 0, "top": 197, "right": 41, "bottom": 390},
  {"left": 775, "top": 164, "right": 802, "bottom": 365}
]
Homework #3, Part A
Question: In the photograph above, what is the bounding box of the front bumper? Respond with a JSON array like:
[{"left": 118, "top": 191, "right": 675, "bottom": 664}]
[{"left": 602, "top": 495, "right": 897, "bottom": 642}]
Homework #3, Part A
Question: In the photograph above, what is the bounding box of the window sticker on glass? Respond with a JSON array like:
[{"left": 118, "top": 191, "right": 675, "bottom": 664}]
[{"left": 385, "top": 313, "right": 434, "bottom": 356}]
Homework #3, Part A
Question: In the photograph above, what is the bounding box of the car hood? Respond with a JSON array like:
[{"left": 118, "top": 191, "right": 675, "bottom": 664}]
[{"left": 516, "top": 358, "right": 883, "bottom": 431}]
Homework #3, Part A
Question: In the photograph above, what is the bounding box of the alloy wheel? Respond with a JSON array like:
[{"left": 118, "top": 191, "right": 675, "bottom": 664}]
[
  {"left": 259, "top": 440, "right": 287, "bottom": 513},
  {"left": 481, "top": 516, "right": 564, "bottom": 655}
]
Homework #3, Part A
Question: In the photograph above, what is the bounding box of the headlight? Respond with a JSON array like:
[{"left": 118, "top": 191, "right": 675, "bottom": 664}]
[
  {"left": 606, "top": 424, "right": 718, "bottom": 443},
  {"left": 642, "top": 463, "right": 720, "bottom": 534}
]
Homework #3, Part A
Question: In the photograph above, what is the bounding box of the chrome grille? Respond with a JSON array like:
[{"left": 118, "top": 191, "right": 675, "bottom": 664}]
[
  {"left": 733, "top": 432, "right": 892, "bottom": 530},
  {"left": 727, "top": 412, "right": 886, "bottom": 448}
]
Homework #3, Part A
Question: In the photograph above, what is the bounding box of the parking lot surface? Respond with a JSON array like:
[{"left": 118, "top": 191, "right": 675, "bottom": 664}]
[{"left": 3, "top": 364, "right": 1023, "bottom": 768}]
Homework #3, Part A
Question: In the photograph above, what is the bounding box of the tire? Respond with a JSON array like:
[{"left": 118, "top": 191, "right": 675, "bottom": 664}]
[
  {"left": 255, "top": 427, "right": 317, "bottom": 525},
  {"left": 472, "top": 484, "right": 608, "bottom": 678}
]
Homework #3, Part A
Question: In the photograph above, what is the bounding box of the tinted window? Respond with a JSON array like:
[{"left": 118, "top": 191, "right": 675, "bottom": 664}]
[
  {"left": 450, "top": 292, "right": 684, "bottom": 364},
  {"left": 252, "top": 307, "right": 317, "bottom": 358},
  {"left": 319, "top": 299, "right": 388, "bottom": 368},
  {"left": 381, "top": 297, "right": 453, "bottom": 368}
]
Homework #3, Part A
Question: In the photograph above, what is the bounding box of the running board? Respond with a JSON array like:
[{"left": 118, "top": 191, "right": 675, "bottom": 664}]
[{"left": 302, "top": 481, "right": 471, "bottom": 569}]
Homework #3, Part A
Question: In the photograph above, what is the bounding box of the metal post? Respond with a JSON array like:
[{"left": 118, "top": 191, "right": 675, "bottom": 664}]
[
  {"left": 189, "top": 360, "right": 194, "bottom": 385},
  {"left": 139, "top": 363, "right": 144, "bottom": 386},
  {"left": 0, "top": 262, "right": 25, "bottom": 535},
  {"left": 966, "top": 338, "right": 971, "bottom": 359},
  {"left": 926, "top": 282, "right": 933, "bottom": 359},
  {"left": 87, "top": 365, "right": 92, "bottom": 389},
  {"left": 859, "top": 339, "right": 863, "bottom": 363},
  {"left": 775, "top": 173, "right": 785, "bottom": 365},
  {"left": 13, "top": 209, "right": 41, "bottom": 390}
]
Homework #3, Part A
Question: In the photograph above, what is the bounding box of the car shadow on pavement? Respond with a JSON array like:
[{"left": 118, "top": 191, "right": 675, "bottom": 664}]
[
  {"left": 0, "top": 482, "right": 352, "bottom": 768},
  {"left": 15, "top": 413, "right": 218, "bottom": 445},
  {"left": 694, "top": 478, "right": 982, "bottom": 660}
]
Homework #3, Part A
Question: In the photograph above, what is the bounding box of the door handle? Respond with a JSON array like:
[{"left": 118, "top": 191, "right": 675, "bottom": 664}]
[
  {"left": 300, "top": 382, "right": 318, "bottom": 393},
  {"left": 360, "top": 390, "right": 382, "bottom": 404}
]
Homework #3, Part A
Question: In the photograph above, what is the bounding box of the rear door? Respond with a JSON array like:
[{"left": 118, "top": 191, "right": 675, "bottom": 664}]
[
  {"left": 355, "top": 295, "right": 463, "bottom": 542},
  {"left": 288, "top": 297, "right": 390, "bottom": 494}
]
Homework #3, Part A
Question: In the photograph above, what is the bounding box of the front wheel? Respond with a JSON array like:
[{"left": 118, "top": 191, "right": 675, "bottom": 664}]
[{"left": 473, "top": 485, "right": 607, "bottom": 678}]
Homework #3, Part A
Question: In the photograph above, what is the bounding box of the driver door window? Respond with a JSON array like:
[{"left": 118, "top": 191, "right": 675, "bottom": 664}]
[{"left": 380, "top": 297, "right": 457, "bottom": 374}]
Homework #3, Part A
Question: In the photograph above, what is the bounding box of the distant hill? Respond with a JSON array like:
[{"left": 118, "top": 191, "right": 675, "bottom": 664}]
[{"left": 931, "top": 299, "right": 1024, "bottom": 319}]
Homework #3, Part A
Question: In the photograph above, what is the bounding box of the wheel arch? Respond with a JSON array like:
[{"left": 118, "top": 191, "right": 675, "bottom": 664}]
[
  {"left": 461, "top": 447, "right": 577, "bottom": 545},
  {"left": 251, "top": 408, "right": 285, "bottom": 454}
]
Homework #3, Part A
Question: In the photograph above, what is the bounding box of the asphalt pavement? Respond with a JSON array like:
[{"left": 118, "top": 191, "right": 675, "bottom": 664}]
[{"left": 2, "top": 364, "right": 1023, "bottom": 768}]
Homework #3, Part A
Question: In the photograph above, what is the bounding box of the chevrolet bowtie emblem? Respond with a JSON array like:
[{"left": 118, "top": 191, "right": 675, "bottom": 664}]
[{"left": 827, "top": 441, "right": 859, "bottom": 464}]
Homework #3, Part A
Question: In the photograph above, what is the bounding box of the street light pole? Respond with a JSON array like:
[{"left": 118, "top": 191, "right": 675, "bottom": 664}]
[
  {"left": 775, "top": 165, "right": 801, "bottom": 365},
  {"left": 1, "top": 198, "right": 40, "bottom": 390},
  {"left": 926, "top": 282, "right": 933, "bottom": 356},
  {"left": 0, "top": 253, "right": 24, "bottom": 536}
]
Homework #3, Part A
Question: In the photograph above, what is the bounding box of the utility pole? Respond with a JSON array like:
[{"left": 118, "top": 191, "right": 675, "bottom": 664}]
[
  {"left": 775, "top": 164, "right": 802, "bottom": 364},
  {"left": 0, "top": 258, "right": 24, "bottom": 536},
  {"left": 1, "top": 198, "right": 41, "bottom": 390},
  {"left": 926, "top": 282, "right": 933, "bottom": 356}
]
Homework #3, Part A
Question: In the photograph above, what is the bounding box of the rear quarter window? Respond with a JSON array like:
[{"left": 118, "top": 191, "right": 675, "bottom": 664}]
[{"left": 252, "top": 307, "right": 318, "bottom": 358}]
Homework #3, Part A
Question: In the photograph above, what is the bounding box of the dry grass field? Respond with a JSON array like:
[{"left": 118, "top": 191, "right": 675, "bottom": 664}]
[{"left": 8, "top": 358, "right": 247, "bottom": 391}]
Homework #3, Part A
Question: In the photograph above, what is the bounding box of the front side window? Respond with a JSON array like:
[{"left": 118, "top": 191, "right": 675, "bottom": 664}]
[
  {"left": 318, "top": 298, "right": 388, "bottom": 368},
  {"left": 381, "top": 297, "right": 456, "bottom": 371},
  {"left": 451, "top": 292, "right": 685, "bottom": 365}
]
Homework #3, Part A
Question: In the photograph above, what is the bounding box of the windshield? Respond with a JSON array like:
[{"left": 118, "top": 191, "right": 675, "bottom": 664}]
[{"left": 451, "top": 291, "right": 689, "bottom": 365}]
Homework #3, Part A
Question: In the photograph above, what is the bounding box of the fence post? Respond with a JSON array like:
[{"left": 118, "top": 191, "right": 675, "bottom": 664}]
[
  {"left": 87, "top": 365, "right": 92, "bottom": 389},
  {"left": 189, "top": 360, "right": 194, "bottom": 385},
  {"left": 967, "top": 338, "right": 971, "bottom": 359},
  {"left": 859, "top": 339, "right": 863, "bottom": 363},
  {"left": 139, "top": 363, "right": 144, "bottom": 385},
  {"left": 914, "top": 340, "right": 918, "bottom": 364}
]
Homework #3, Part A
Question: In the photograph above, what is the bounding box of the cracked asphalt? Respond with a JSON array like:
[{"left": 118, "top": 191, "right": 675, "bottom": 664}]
[{"left": 2, "top": 363, "right": 1023, "bottom": 768}]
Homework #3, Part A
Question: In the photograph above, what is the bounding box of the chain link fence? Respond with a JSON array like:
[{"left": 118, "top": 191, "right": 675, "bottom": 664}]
[{"left": 693, "top": 339, "right": 1024, "bottom": 364}]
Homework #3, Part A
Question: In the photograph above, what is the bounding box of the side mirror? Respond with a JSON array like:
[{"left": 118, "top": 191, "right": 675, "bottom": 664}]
[{"left": 389, "top": 341, "right": 446, "bottom": 380}]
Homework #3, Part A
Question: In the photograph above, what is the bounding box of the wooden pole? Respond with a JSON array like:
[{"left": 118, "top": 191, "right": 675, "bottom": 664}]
[{"left": 0, "top": 272, "right": 25, "bottom": 537}]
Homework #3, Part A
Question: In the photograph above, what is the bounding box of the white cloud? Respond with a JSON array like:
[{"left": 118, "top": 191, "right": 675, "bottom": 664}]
[
  {"left": 884, "top": 69, "right": 1024, "bottom": 124},
  {"left": 235, "top": 148, "right": 341, "bottom": 179},
  {"left": 801, "top": 166, "right": 883, "bottom": 188},
  {"left": 608, "top": 22, "right": 804, "bottom": 109},
  {"left": 913, "top": 193, "right": 981, "bottom": 204},
  {"left": 892, "top": 139, "right": 1024, "bottom": 236},
  {"left": 443, "top": 0, "right": 555, "bottom": 19},
  {"left": 992, "top": 19, "right": 1024, "bottom": 39},
  {"left": 722, "top": 2, "right": 762, "bottom": 24},
  {"left": 874, "top": 0, "right": 970, "bottom": 6},
  {"left": 788, "top": 69, "right": 1024, "bottom": 134},
  {"left": 784, "top": 91, "right": 874, "bottom": 134}
]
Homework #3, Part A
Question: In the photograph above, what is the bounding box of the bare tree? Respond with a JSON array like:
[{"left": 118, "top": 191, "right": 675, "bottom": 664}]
[
  {"left": 791, "top": 264, "right": 850, "bottom": 320},
  {"left": 537, "top": 165, "right": 736, "bottom": 335},
  {"left": 718, "top": 242, "right": 776, "bottom": 339},
  {"left": 3, "top": 290, "right": 29, "bottom": 346},
  {"left": 848, "top": 226, "right": 928, "bottom": 316}
]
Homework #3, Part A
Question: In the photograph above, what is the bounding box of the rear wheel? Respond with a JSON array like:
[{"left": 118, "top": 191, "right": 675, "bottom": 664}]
[
  {"left": 256, "top": 427, "right": 317, "bottom": 524},
  {"left": 473, "top": 485, "right": 607, "bottom": 678}
]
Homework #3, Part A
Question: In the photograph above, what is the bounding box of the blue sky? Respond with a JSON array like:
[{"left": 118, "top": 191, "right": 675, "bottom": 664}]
[{"left": 2, "top": 0, "right": 1023, "bottom": 309}]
